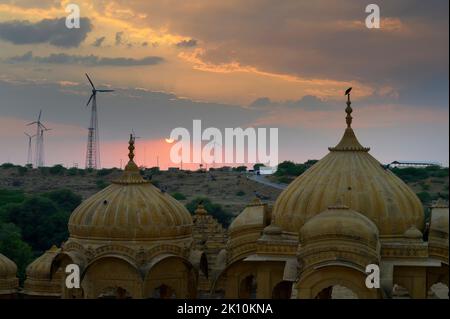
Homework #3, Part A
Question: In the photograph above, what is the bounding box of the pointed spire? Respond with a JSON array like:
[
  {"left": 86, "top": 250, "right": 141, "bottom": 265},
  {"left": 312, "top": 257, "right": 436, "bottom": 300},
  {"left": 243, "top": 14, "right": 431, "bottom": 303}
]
[
  {"left": 195, "top": 203, "right": 208, "bottom": 215},
  {"left": 113, "top": 134, "right": 148, "bottom": 184},
  {"left": 329, "top": 88, "right": 370, "bottom": 152},
  {"left": 345, "top": 92, "right": 353, "bottom": 128},
  {"left": 128, "top": 133, "right": 135, "bottom": 162}
]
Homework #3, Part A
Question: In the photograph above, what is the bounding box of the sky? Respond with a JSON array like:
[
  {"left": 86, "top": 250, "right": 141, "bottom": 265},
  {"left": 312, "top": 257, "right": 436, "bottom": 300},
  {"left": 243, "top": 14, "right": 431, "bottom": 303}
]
[{"left": 0, "top": 0, "right": 448, "bottom": 169}]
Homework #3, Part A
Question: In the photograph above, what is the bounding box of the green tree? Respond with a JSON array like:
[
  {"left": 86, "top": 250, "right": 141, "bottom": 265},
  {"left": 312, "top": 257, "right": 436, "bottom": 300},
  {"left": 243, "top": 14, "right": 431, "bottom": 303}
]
[
  {"left": 0, "top": 222, "right": 33, "bottom": 282},
  {"left": 171, "top": 192, "right": 187, "bottom": 200},
  {"left": 42, "top": 189, "right": 82, "bottom": 212},
  {"left": 96, "top": 179, "right": 109, "bottom": 189},
  {"left": 253, "top": 163, "right": 265, "bottom": 171},
  {"left": 49, "top": 164, "right": 66, "bottom": 175},
  {"left": 0, "top": 189, "right": 26, "bottom": 208},
  {"left": 1, "top": 163, "right": 15, "bottom": 169},
  {"left": 97, "top": 168, "right": 114, "bottom": 177},
  {"left": 0, "top": 197, "right": 70, "bottom": 253},
  {"left": 416, "top": 191, "right": 432, "bottom": 204}
]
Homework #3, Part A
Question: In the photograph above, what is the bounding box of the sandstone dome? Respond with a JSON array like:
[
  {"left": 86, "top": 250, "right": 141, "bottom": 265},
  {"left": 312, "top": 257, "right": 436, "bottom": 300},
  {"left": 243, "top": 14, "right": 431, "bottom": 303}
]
[
  {"left": 229, "top": 198, "right": 268, "bottom": 235},
  {"left": 68, "top": 136, "right": 192, "bottom": 241},
  {"left": 0, "top": 253, "right": 17, "bottom": 280},
  {"left": 272, "top": 100, "right": 424, "bottom": 237},
  {"left": 299, "top": 204, "right": 379, "bottom": 246},
  {"left": 0, "top": 253, "right": 18, "bottom": 294}
]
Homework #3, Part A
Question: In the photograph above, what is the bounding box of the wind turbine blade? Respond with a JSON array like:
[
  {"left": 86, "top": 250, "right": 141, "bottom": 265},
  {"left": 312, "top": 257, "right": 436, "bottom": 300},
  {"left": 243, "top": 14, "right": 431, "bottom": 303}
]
[
  {"left": 38, "top": 109, "right": 42, "bottom": 121},
  {"left": 97, "top": 89, "right": 114, "bottom": 92},
  {"left": 86, "top": 94, "right": 94, "bottom": 106},
  {"left": 85, "top": 73, "right": 96, "bottom": 90},
  {"left": 27, "top": 121, "right": 37, "bottom": 126},
  {"left": 40, "top": 123, "right": 48, "bottom": 131},
  {"left": 24, "top": 132, "right": 31, "bottom": 137}
]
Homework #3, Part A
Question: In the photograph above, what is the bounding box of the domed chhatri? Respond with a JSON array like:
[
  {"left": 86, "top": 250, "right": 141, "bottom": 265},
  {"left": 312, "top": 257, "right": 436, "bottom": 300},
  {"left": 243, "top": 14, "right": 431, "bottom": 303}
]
[
  {"left": 68, "top": 134, "right": 192, "bottom": 241},
  {"left": 272, "top": 95, "right": 424, "bottom": 237},
  {"left": 0, "top": 253, "right": 18, "bottom": 296},
  {"left": 300, "top": 204, "right": 379, "bottom": 246},
  {"left": 23, "top": 246, "right": 62, "bottom": 298}
]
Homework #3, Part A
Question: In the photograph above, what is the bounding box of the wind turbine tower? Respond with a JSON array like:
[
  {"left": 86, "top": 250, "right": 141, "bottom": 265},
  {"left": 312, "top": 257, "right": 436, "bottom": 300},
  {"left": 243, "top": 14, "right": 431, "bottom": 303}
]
[
  {"left": 24, "top": 132, "right": 36, "bottom": 165},
  {"left": 27, "top": 110, "right": 50, "bottom": 168},
  {"left": 84, "top": 73, "right": 114, "bottom": 169}
]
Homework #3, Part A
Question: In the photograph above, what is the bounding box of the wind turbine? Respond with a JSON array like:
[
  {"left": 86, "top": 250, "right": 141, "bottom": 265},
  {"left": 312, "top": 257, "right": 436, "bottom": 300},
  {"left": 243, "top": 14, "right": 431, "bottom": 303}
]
[
  {"left": 85, "top": 73, "right": 114, "bottom": 169},
  {"left": 24, "top": 132, "right": 36, "bottom": 166},
  {"left": 27, "top": 110, "right": 49, "bottom": 168}
]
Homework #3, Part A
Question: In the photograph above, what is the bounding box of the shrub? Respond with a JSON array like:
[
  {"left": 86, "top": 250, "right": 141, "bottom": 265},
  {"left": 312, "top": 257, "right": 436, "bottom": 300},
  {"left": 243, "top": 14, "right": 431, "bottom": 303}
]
[
  {"left": 0, "top": 222, "right": 33, "bottom": 283},
  {"left": 278, "top": 176, "right": 294, "bottom": 184},
  {"left": 11, "top": 179, "right": 23, "bottom": 187},
  {"left": 96, "top": 180, "right": 109, "bottom": 189},
  {"left": 1, "top": 163, "right": 15, "bottom": 169},
  {"left": 0, "top": 189, "right": 26, "bottom": 207},
  {"left": 236, "top": 190, "right": 245, "bottom": 196},
  {"left": 17, "top": 166, "right": 28, "bottom": 176},
  {"left": 253, "top": 163, "right": 265, "bottom": 171},
  {"left": 41, "top": 189, "right": 82, "bottom": 212},
  {"left": 67, "top": 167, "right": 78, "bottom": 176},
  {"left": 0, "top": 196, "right": 70, "bottom": 253},
  {"left": 171, "top": 192, "right": 187, "bottom": 200},
  {"left": 49, "top": 164, "right": 66, "bottom": 175},
  {"left": 416, "top": 191, "right": 432, "bottom": 204},
  {"left": 97, "top": 168, "right": 114, "bottom": 177}
]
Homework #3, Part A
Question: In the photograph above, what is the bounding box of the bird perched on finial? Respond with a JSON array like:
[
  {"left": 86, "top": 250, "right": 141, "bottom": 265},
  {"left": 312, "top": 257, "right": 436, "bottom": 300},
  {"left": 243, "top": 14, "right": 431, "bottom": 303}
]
[{"left": 345, "top": 87, "right": 352, "bottom": 96}]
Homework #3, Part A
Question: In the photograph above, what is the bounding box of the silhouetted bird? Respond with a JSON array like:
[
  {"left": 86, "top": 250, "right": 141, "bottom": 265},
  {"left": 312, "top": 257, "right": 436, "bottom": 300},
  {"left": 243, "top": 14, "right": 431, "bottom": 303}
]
[{"left": 345, "top": 87, "right": 352, "bottom": 96}]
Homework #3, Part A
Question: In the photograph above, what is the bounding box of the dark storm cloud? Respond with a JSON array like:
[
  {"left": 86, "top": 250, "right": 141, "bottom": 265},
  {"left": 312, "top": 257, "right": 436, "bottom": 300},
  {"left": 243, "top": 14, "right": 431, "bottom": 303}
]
[
  {"left": 0, "top": 17, "right": 92, "bottom": 48},
  {"left": 92, "top": 36, "right": 106, "bottom": 47},
  {"left": 176, "top": 39, "right": 197, "bottom": 48},
  {"left": 6, "top": 51, "right": 165, "bottom": 66}
]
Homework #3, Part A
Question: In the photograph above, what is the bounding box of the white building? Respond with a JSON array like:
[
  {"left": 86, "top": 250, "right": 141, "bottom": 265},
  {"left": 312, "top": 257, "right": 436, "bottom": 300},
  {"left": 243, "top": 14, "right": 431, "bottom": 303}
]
[
  {"left": 389, "top": 160, "right": 442, "bottom": 168},
  {"left": 257, "top": 166, "right": 278, "bottom": 175}
]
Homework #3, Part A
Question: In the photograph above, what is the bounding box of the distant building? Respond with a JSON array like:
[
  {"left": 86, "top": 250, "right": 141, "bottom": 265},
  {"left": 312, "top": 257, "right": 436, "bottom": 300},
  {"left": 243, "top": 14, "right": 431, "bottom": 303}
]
[
  {"left": 389, "top": 160, "right": 442, "bottom": 168},
  {"left": 168, "top": 167, "right": 180, "bottom": 172},
  {"left": 257, "top": 166, "right": 277, "bottom": 175}
]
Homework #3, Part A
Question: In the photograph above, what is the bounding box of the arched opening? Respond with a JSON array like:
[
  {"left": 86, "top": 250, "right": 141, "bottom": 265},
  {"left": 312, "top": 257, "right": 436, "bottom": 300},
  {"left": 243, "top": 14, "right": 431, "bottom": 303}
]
[
  {"left": 82, "top": 256, "right": 142, "bottom": 299},
  {"left": 152, "top": 284, "right": 176, "bottom": 299},
  {"left": 98, "top": 286, "right": 132, "bottom": 299},
  {"left": 272, "top": 281, "right": 293, "bottom": 299},
  {"left": 144, "top": 255, "right": 197, "bottom": 299},
  {"left": 315, "top": 285, "right": 358, "bottom": 299},
  {"left": 238, "top": 275, "right": 257, "bottom": 299},
  {"left": 428, "top": 282, "right": 449, "bottom": 299}
]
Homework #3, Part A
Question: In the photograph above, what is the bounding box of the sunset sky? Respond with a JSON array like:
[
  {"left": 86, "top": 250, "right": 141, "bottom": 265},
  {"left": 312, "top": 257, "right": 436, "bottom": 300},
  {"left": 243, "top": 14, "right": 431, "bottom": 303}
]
[{"left": 0, "top": 0, "right": 448, "bottom": 168}]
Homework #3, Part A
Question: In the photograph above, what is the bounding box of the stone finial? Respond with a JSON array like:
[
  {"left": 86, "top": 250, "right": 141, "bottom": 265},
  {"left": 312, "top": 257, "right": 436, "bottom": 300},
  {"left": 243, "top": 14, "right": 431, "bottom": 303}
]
[{"left": 345, "top": 87, "right": 353, "bottom": 128}]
